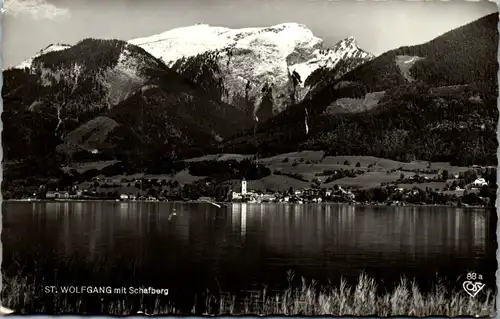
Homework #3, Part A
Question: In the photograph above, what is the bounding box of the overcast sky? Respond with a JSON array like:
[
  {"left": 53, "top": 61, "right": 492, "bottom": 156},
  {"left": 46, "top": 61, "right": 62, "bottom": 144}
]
[{"left": 2, "top": 0, "right": 498, "bottom": 68}]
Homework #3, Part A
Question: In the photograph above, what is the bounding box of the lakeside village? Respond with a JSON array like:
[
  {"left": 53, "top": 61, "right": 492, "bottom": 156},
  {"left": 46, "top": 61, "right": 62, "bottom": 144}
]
[{"left": 26, "top": 167, "right": 497, "bottom": 207}]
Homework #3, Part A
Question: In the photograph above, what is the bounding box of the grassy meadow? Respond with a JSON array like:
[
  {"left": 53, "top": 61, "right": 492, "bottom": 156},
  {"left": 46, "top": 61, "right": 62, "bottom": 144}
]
[{"left": 64, "top": 151, "right": 476, "bottom": 196}]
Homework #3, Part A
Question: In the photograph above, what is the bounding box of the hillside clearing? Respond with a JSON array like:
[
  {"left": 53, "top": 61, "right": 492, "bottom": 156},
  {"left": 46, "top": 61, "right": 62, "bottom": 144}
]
[{"left": 61, "top": 153, "right": 482, "bottom": 194}]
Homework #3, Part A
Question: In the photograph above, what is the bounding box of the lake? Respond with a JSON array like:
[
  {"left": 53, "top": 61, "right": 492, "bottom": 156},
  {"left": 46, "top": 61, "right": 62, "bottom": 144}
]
[{"left": 2, "top": 201, "right": 497, "bottom": 313}]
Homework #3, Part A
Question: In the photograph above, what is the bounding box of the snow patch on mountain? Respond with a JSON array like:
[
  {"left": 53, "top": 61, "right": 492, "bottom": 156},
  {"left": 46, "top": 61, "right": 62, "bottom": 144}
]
[
  {"left": 15, "top": 44, "right": 71, "bottom": 69},
  {"left": 129, "top": 23, "right": 374, "bottom": 114}
]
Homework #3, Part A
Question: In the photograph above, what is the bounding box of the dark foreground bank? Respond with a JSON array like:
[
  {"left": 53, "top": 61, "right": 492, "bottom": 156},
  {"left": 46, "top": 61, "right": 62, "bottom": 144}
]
[{"left": 1, "top": 273, "right": 495, "bottom": 316}]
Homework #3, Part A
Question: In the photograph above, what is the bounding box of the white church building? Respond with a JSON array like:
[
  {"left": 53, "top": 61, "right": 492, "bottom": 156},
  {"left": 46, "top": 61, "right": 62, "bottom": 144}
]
[{"left": 231, "top": 178, "right": 252, "bottom": 200}]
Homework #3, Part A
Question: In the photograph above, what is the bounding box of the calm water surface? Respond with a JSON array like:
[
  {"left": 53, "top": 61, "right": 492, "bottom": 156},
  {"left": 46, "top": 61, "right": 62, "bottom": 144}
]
[{"left": 2, "top": 201, "right": 496, "bottom": 308}]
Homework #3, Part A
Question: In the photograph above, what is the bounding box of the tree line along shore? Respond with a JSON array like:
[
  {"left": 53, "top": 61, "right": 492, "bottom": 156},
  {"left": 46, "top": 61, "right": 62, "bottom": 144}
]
[{"left": 4, "top": 154, "right": 497, "bottom": 208}]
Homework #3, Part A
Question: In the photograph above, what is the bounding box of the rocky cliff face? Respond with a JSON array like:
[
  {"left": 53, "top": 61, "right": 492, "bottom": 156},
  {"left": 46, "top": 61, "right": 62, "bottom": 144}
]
[{"left": 129, "top": 23, "right": 374, "bottom": 121}]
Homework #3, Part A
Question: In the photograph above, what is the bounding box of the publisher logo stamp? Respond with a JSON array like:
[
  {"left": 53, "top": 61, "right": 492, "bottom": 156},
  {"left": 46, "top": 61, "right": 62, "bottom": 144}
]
[{"left": 462, "top": 272, "right": 485, "bottom": 298}]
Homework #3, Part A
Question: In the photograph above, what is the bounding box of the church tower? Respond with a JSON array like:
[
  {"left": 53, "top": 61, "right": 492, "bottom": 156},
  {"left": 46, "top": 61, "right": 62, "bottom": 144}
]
[{"left": 241, "top": 178, "right": 247, "bottom": 195}]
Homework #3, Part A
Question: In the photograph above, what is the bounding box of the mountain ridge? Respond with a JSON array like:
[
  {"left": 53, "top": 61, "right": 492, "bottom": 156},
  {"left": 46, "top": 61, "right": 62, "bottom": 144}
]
[
  {"left": 13, "top": 23, "right": 374, "bottom": 121},
  {"left": 14, "top": 43, "right": 72, "bottom": 70}
]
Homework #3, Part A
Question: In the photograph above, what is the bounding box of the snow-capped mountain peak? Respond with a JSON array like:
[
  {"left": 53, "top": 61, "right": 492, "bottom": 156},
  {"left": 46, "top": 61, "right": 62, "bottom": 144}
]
[
  {"left": 288, "top": 36, "right": 373, "bottom": 89},
  {"left": 336, "top": 36, "right": 359, "bottom": 50},
  {"left": 129, "top": 23, "right": 374, "bottom": 116},
  {"left": 129, "top": 22, "right": 322, "bottom": 68}
]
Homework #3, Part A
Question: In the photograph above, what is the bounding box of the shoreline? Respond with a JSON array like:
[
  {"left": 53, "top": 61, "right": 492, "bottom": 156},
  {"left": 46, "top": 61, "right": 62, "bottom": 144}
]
[{"left": 3, "top": 198, "right": 492, "bottom": 209}]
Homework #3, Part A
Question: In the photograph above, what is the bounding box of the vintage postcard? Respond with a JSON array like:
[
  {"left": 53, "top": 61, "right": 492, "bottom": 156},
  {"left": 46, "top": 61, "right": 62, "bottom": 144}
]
[{"left": 1, "top": 0, "right": 498, "bottom": 316}]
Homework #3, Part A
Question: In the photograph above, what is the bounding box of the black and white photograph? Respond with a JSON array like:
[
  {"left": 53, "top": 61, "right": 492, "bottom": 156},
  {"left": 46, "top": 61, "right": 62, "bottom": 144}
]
[{"left": 1, "top": 0, "right": 498, "bottom": 316}]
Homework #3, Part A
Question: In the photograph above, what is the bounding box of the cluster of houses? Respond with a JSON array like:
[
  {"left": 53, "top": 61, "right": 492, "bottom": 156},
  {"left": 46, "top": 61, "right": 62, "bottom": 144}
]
[
  {"left": 45, "top": 190, "right": 80, "bottom": 199},
  {"left": 118, "top": 194, "right": 159, "bottom": 201},
  {"left": 43, "top": 190, "right": 162, "bottom": 202},
  {"left": 471, "top": 177, "right": 488, "bottom": 189},
  {"left": 230, "top": 179, "right": 355, "bottom": 204},
  {"left": 38, "top": 173, "right": 491, "bottom": 204}
]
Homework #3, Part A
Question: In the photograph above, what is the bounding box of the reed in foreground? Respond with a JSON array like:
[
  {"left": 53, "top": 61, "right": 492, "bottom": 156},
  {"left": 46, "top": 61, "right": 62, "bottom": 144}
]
[{"left": 2, "top": 273, "right": 495, "bottom": 316}]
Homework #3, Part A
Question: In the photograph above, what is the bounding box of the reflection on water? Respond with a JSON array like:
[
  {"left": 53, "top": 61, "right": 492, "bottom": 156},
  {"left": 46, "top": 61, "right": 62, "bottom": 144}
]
[
  {"left": 2, "top": 202, "right": 496, "bottom": 293},
  {"left": 226, "top": 203, "right": 489, "bottom": 259}
]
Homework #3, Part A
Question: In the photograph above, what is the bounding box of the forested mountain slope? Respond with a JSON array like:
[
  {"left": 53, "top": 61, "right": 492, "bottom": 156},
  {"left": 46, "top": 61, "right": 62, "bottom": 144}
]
[{"left": 3, "top": 38, "right": 249, "bottom": 179}]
